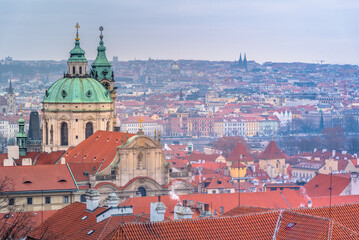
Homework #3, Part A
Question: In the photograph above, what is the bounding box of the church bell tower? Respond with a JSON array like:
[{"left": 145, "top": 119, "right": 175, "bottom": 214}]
[{"left": 91, "top": 26, "right": 117, "bottom": 129}]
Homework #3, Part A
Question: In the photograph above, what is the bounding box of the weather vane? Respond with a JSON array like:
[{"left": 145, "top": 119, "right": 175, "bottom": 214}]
[{"left": 75, "top": 22, "right": 80, "bottom": 40}]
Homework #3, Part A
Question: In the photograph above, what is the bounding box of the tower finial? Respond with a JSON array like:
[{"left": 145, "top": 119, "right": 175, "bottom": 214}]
[
  {"left": 138, "top": 117, "right": 143, "bottom": 129},
  {"left": 75, "top": 23, "right": 80, "bottom": 40},
  {"left": 20, "top": 105, "right": 23, "bottom": 116},
  {"left": 99, "top": 26, "right": 104, "bottom": 40}
]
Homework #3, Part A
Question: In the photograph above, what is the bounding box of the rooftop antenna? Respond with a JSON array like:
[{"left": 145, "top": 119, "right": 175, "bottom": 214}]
[{"left": 329, "top": 168, "right": 333, "bottom": 219}]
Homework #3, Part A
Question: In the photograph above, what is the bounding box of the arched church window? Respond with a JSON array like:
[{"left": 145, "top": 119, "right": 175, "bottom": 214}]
[
  {"left": 79, "top": 66, "right": 82, "bottom": 74},
  {"left": 85, "top": 122, "right": 93, "bottom": 139},
  {"left": 106, "top": 121, "right": 110, "bottom": 131},
  {"left": 137, "top": 187, "right": 146, "bottom": 197},
  {"left": 45, "top": 122, "right": 48, "bottom": 145},
  {"left": 80, "top": 194, "right": 86, "bottom": 202},
  {"left": 61, "top": 122, "right": 68, "bottom": 146},
  {"left": 72, "top": 66, "right": 76, "bottom": 74}
]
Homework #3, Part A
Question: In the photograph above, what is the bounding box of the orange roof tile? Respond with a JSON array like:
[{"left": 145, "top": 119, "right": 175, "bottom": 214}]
[
  {"left": 64, "top": 131, "right": 136, "bottom": 172},
  {"left": 227, "top": 142, "right": 254, "bottom": 162},
  {"left": 304, "top": 173, "right": 350, "bottom": 197},
  {"left": 259, "top": 141, "right": 286, "bottom": 160},
  {"left": 0, "top": 164, "right": 77, "bottom": 192}
]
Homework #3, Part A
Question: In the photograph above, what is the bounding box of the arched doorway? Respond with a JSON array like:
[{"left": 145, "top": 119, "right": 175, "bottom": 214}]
[
  {"left": 61, "top": 122, "right": 68, "bottom": 146},
  {"left": 85, "top": 122, "right": 93, "bottom": 139},
  {"left": 137, "top": 187, "right": 146, "bottom": 197}
]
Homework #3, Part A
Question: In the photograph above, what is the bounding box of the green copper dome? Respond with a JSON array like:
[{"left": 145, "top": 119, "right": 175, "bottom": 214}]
[{"left": 43, "top": 78, "right": 113, "bottom": 103}]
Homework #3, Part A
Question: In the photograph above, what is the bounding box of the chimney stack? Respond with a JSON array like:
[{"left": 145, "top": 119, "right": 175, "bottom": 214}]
[
  {"left": 198, "top": 203, "right": 213, "bottom": 218},
  {"left": 85, "top": 189, "right": 100, "bottom": 212},
  {"left": 174, "top": 203, "right": 194, "bottom": 220},
  {"left": 308, "top": 200, "right": 312, "bottom": 208},
  {"left": 106, "top": 193, "right": 119, "bottom": 208},
  {"left": 150, "top": 201, "right": 167, "bottom": 222}
]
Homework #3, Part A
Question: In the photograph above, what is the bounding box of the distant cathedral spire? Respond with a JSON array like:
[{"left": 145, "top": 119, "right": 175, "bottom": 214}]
[{"left": 8, "top": 79, "right": 14, "bottom": 95}]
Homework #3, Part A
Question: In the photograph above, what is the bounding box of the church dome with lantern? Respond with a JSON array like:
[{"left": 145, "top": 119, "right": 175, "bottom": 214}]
[{"left": 41, "top": 24, "right": 115, "bottom": 152}]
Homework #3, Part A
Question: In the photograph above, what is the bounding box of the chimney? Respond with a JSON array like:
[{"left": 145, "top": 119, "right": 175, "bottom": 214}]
[
  {"left": 313, "top": 148, "right": 317, "bottom": 153},
  {"left": 220, "top": 206, "right": 224, "bottom": 215},
  {"left": 97, "top": 206, "right": 133, "bottom": 223},
  {"left": 307, "top": 200, "right": 312, "bottom": 208},
  {"left": 332, "top": 150, "right": 336, "bottom": 157},
  {"left": 322, "top": 149, "right": 327, "bottom": 153},
  {"left": 7, "top": 146, "right": 19, "bottom": 161},
  {"left": 250, "top": 164, "right": 256, "bottom": 173},
  {"left": 174, "top": 204, "right": 194, "bottom": 220},
  {"left": 198, "top": 203, "right": 213, "bottom": 218},
  {"left": 106, "top": 193, "right": 119, "bottom": 208},
  {"left": 22, "top": 158, "right": 32, "bottom": 166},
  {"left": 342, "top": 151, "right": 347, "bottom": 154},
  {"left": 3, "top": 158, "right": 14, "bottom": 166},
  {"left": 61, "top": 157, "right": 66, "bottom": 164},
  {"left": 150, "top": 202, "right": 167, "bottom": 222},
  {"left": 85, "top": 189, "right": 100, "bottom": 212}
]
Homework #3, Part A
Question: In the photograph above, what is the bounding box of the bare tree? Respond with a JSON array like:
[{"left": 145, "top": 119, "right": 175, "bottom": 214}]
[
  {"left": 0, "top": 176, "right": 36, "bottom": 239},
  {"left": 212, "top": 135, "right": 249, "bottom": 157}
]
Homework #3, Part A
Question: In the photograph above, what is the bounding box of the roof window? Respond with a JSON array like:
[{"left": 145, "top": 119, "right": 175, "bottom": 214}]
[
  {"left": 87, "top": 230, "right": 94, "bottom": 235},
  {"left": 23, "top": 180, "right": 32, "bottom": 184},
  {"left": 58, "top": 179, "right": 67, "bottom": 182},
  {"left": 286, "top": 222, "right": 296, "bottom": 230},
  {"left": 82, "top": 216, "right": 88, "bottom": 220}
]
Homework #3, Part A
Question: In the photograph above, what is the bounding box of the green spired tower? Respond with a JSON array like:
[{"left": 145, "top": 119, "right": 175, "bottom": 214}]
[
  {"left": 17, "top": 107, "right": 27, "bottom": 156},
  {"left": 91, "top": 26, "right": 117, "bottom": 129}
]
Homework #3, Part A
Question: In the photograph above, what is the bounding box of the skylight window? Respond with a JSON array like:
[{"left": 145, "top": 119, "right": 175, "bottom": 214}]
[
  {"left": 286, "top": 222, "right": 296, "bottom": 230},
  {"left": 82, "top": 216, "right": 88, "bottom": 220},
  {"left": 87, "top": 230, "right": 94, "bottom": 235}
]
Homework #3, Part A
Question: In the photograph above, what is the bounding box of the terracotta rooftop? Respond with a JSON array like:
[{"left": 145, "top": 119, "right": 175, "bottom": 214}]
[
  {"left": 304, "top": 173, "right": 351, "bottom": 197},
  {"left": 259, "top": 141, "right": 286, "bottom": 160},
  {"left": 0, "top": 164, "right": 77, "bottom": 192},
  {"left": 63, "top": 130, "right": 136, "bottom": 172},
  {"left": 227, "top": 142, "right": 254, "bottom": 162}
]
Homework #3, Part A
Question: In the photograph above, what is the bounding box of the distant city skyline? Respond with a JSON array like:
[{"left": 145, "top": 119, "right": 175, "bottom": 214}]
[{"left": 0, "top": 0, "right": 358, "bottom": 65}]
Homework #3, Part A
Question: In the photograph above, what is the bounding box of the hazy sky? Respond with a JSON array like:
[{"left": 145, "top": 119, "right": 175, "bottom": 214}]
[{"left": 0, "top": 0, "right": 358, "bottom": 64}]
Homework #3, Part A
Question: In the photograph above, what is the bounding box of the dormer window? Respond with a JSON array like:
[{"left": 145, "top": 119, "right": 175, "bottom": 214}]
[
  {"left": 23, "top": 180, "right": 32, "bottom": 184},
  {"left": 58, "top": 179, "right": 67, "bottom": 183}
]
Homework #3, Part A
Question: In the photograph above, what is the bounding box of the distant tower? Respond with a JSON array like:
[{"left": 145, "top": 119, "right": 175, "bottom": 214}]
[
  {"left": 243, "top": 53, "right": 248, "bottom": 71},
  {"left": 91, "top": 26, "right": 117, "bottom": 129},
  {"left": 17, "top": 109, "right": 27, "bottom": 156},
  {"left": 27, "top": 110, "right": 42, "bottom": 152},
  {"left": 7, "top": 79, "right": 16, "bottom": 114},
  {"left": 238, "top": 54, "right": 243, "bottom": 67}
]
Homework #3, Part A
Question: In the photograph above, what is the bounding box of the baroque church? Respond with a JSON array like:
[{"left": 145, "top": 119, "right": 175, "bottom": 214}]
[{"left": 39, "top": 24, "right": 193, "bottom": 204}]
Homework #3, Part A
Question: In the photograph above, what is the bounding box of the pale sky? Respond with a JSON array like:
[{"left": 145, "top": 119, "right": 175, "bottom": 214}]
[{"left": 0, "top": 0, "right": 358, "bottom": 64}]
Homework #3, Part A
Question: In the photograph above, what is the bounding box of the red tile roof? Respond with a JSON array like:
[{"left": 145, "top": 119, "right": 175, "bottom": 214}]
[
  {"left": 0, "top": 164, "right": 77, "bottom": 192},
  {"left": 259, "top": 141, "right": 286, "bottom": 159},
  {"left": 64, "top": 131, "right": 136, "bottom": 172},
  {"left": 206, "top": 177, "right": 235, "bottom": 190},
  {"left": 304, "top": 173, "right": 350, "bottom": 197},
  {"left": 227, "top": 142, "right": 254, "bottom": 162}
]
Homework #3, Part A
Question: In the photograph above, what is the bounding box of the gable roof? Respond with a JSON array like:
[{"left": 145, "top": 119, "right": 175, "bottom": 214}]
[
  {"left": 304, "top": 173, "right": 350, "bottom": 197},
  {"left": 0, "top": 164, "right": 77, "bottom": 192},
  {"left": 259, "top": 141, "right": 286, "bottom": 160},
  {"left": 227, "top": 142, "right": 254, "bottom": 162},
  {"left": 63, "top": 131, "right": 136, "bottom": 172}
]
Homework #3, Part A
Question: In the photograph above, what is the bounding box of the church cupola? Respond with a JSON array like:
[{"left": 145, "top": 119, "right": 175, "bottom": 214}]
[
  {"left": 67, "top": 23, "right": 88, "bottom": 77},
  {"left": 91, "top": 26, "right": 113, "bottom": 82},
  {"left": 17, "top": 108, "right": 27, "bottom": 156}
]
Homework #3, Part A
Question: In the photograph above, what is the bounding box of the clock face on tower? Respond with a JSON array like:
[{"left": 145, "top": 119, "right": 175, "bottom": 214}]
[{"left": 102, "top": 81, "right": 110, "bottom": 90}]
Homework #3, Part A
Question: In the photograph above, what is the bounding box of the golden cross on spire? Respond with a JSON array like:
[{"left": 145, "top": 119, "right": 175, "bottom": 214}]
[
  {"left": 20, "top": 105, "right": 23, "bottom": 115},
  {"left": 75, "top": 22, "right": 80, "bottom": 40},
  {"left": 138, "top": 117, "right": 143, "bottom": 129}
]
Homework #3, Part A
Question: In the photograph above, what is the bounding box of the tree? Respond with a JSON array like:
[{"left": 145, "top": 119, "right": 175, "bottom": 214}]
[
  {"left": 212, "top": 135, "right": 249, "bottom": 157},
  {"left": 322, "top": 126, "right": 344, "bottom": 151},
  {"left": 346, "top": 137, "right": 359, "bottom": 154},
  {"left": 0, "top": 177, "right": 36, "bottom": 239}
]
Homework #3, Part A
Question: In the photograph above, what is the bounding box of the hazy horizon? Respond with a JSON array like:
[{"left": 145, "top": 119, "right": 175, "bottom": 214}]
[{"left": 1, "top": 0, "right": 358, "bottom": 65}]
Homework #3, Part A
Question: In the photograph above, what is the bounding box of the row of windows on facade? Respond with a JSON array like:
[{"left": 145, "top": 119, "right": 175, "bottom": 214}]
[
  {"left": 44, "top": 121, "right": 110, "bottom": 146},
  {"left": 72, "top": 66, "right": 83, "bottom": 74},
  {"left": 293, "top": 172, "right": 313, "bottom": 179},
  {"left": 9, "top": 196, "right": 69, "bottom": 206}
]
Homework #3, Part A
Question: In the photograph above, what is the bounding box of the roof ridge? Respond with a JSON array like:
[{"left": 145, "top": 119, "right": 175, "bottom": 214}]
[{"left": 331, "top": 219, "right": 359, "bottom": 236}]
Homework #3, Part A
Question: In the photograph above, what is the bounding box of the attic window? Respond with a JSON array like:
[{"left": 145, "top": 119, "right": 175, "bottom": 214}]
[
  {"left": 217, "top": 181, "right": 222, "bottom": 184},
  {"left": 315, "top": 184, "right": 319, "bottom": 187},
  {"left": 286, "top": 222, "right": 296, "bottom": 230},
  {"left": 87, "top": 230, "right": 94, "bottom": 235},
  {"left": 81, "top": 216, "right": 88, "bottom": 220},
  {"left": 23, "top": 181, "right": 32, "bottom": 184},
  {"left": 83, "top": 171, "right": 89, "bottom": 176},
  {"left": 58, "top": 179, "right": 67, "bottom": 182}
]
